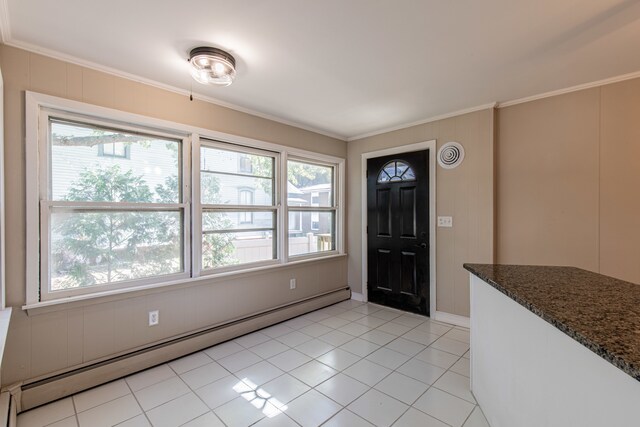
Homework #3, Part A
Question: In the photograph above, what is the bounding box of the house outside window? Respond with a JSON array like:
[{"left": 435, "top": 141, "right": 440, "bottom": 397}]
[
  {"left": 288, "top": 211, "right": 302, "bottom": 232},
  {"left": 238, "top": 190, "right": 254, "bottom": 224},
  {"left": 238, "top": 154, "right": 253, "bottom": 173},
  {"left": 311, "top": 212, "right": 320, "bottom": 231},
  {"left": 98, "top": 142, "right": 130, "bottom": 158}
]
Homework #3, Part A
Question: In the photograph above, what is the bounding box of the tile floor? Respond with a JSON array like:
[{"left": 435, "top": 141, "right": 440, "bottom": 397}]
[{"left": 17, "top": 300, "right": 490, "bottom": 427}]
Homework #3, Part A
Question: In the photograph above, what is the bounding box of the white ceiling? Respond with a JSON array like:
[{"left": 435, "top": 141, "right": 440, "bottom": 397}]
[{"left": 3, "top": 0, "right": 640, "bottom": 140}]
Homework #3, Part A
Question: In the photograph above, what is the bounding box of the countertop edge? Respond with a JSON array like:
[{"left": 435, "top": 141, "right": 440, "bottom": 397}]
[{"left": 463, "top": 263, "right": 640, "bottom": 382}]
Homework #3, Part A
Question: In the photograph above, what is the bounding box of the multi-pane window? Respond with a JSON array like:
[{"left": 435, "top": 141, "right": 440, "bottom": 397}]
[
  {"left": 287, "top": 160, "right": 336, "bottom": 256},
  {"left": 98, "top": 142, "right": 130, "bottom": 158},
  {"left": 27, "top": 93, "right": 343, "bottom": 305},
  {"left": 43, "top": 118, "right": 188, "bottom": 300},
  {"left": 377, "top": 160, "right": 415, "bottom": 183},
  {"left": 238, "top": 154, "right": 253, "bottom": 173},
  {"left": 238, "top": 190, "right": 254, "bottom": 224},
  {"left": 200, "top": 142, "right": 277, "bottom": 270},
  {"left": 311, "top": 212, "right": 320, "bottom": 231}
]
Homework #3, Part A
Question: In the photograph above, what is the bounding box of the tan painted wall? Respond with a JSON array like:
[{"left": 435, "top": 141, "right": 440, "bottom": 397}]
[
  {"left": 347, "top": 109, "right": 495, "bottom": 317},
  {"left": 599, "top": 79, "right": 640, "bottom": 283},
  {"left": 496, "top": 89, "right": 601, "bottom": 270},
  {"left": 0, "top": 45, "right": 348, "bottom": 386},
  {"left": 496, "top": 78, "right": 640, "bottom": 285}
]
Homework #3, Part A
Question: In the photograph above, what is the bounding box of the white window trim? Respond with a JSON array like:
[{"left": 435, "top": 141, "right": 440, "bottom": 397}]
[
  {"left": 25, "top": 91, "right": 345, "bottom": 309},
  {"left": 0, "top": 69, "right": 5, "bottom": 310}
]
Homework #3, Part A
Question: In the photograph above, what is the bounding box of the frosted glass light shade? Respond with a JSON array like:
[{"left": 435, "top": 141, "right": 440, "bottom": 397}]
[{"left": 189, "top": 47, "right": 236, "bottom": 86}]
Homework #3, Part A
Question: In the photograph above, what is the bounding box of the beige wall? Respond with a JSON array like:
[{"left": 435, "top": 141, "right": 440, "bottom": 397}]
[
  {"left": 496, "top": 78, "right": 640, "bottom": 285},
  {"left": 0, "top": 45, "right": 348, "bottom": 386},
  {"left": 599, "top": 79, "right": 640, "bottom": 283},
  {"left": 496, "top": 89, "right": 600, "bottom": 270},
  {"left": 347, "top": 109, "right": 495, "bottom": 317}
]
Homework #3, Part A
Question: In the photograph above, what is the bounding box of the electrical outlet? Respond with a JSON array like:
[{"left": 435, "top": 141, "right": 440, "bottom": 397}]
[
  {"left": 437, "top": 216, "right": 453, "bottom": 228},
  {"left": 148, "top": 310, "right": 159, "bottom": 326},
  {"left": 290, "top": 278, "right": 296, "bottom": 290}
]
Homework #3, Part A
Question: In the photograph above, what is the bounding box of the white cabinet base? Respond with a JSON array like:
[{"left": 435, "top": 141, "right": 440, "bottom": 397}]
[{"left": 470, "top": 275, "right": 640, "bottom": 427}]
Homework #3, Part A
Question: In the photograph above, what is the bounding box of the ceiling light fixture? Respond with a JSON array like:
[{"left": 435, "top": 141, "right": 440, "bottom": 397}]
[{"left": 189, "top": 47, "right": 236, "bottom": 86}]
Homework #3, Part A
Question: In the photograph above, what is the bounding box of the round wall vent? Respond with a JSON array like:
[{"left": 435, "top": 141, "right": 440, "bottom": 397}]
[{"left": 437, "top": 142, "right": 465, "bottom": 169}]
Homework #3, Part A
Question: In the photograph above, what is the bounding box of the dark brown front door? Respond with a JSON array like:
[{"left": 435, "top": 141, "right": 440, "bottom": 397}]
[{"left": 367, "top": 150, "right": 429, "bottom": 315}]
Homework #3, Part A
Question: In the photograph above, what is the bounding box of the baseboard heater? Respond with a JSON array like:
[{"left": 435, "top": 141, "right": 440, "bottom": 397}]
[{"left": 13, "top": 287, "right": 351, "bottom": 414}]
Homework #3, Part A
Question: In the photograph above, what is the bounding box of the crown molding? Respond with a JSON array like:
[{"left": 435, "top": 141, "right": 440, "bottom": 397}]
[
  {"left": 351, "top": 68, "right": 640, "bottom": 140},
  {"left": 498, "top": 70, "right": 640, "bottom": 108},
  {"left": 347, "top": 102, "right": 497, "bottom": 142},
  {"left": 1, "top": 38, "right": 348, "bottom": 141}
]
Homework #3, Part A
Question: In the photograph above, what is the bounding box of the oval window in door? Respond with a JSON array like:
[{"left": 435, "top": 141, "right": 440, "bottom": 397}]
[{"left": 377, "top": 160, "right": 416, "bottom": 183}]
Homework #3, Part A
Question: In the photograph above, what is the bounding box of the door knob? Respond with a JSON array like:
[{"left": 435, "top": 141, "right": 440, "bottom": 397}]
[{"left": 415, "top": 243, "right": 427, "bottom": 249}]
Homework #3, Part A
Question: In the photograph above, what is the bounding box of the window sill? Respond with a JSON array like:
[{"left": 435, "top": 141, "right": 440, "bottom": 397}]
[{"left": 22, "top": 253, "right": 347, "bottom": 315}]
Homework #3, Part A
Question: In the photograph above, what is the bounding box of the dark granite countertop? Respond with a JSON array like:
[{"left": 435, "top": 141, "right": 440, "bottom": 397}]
[{"left": 464, "top": 264, "right": 640, "bottom": 382}]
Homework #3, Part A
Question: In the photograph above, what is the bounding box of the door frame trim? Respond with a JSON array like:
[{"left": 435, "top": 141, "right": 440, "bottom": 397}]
[{"left": 361, "top": 140, "right": 437, "bottom": 316}]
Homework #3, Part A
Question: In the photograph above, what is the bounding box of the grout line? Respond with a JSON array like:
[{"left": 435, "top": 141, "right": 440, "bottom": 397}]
[
  {"left": 319, "top": 408, "right": 369, "bottom": 427},
  {"left": 182, "top": 391, "right": 222, "bottom": 427},
  {"left": 67, "top": 391, "right": 80, "bottom": 427},
  {"left": 248, "top": 304, "right": 470, "bottom": 423},
  {"left": 26, "top": 301, "right": 479, "bottom": 427},
  {"left": 121, "top": 379, "right": 153, "bottom": 427},
  {"left": 460, "top": 405, "right": 478, "bottom": 427},
  {"left": 388, "top": 403, "right": 413, "bottom": 426},
  {"left": 67, "top": 378, "right": 138, "bottom": 418},
  {"left": 70, "top": 392, "right": 78, "bottom": 415}
]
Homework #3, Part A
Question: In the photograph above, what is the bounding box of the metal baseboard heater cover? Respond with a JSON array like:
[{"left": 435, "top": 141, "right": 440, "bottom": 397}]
[{"left": 15, "top": 287, "right": 351, "bottom": 413}]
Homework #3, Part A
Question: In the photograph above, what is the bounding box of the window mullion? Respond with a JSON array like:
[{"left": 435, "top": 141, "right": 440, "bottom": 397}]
[
  {"left": 204, "top": 227, "right": 274, "bottom": 234},
  {"left": 200, "top": 169, "right": 273, "bottom": 180},
  {"left": 47, "top": 114, "right": 189, "bottom": 142},
  {"left": 182, "top": 134, "right": 193, "bottom": 281},
  {"left": 280, "top": 151, "right": 288, "bottom": 264},
  {"left": 286, "top": 207, "right": 337, "bottom": 212},
  {"left": 201, "top": 205, "right": 277, "bottom": 212},
  {"left": 336, "top": 159, "right": 344, "bottom": 253},
  {"left": 46, "top": 201, "right": 186, "bottom": 210},
  {"left": 192, "top": 134, "right": 202, "bottom": 278},
  {"left": 39, "top": 202, "right": 50, "bottom": 303}
]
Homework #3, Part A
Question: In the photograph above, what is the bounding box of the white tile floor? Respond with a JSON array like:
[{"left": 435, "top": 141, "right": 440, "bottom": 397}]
[{"left": 17, "top": 301, "right": 490, "bottom": 427}]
